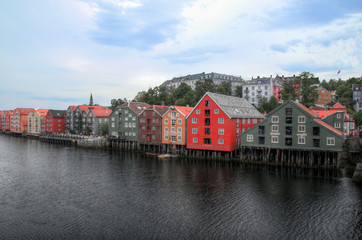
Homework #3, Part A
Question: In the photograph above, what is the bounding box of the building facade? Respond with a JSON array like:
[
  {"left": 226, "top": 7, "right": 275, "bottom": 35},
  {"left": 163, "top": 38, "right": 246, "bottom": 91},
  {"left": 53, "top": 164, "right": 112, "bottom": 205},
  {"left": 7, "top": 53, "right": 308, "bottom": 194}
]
[
  {"left": 352, "top": 84, "right": 362, "bottom": 112},
  {"left": 186, "top": 92, "right": 264, "bottom": 152},
  {"left": 10, "top": 108, "right": 34, "bottom": 134},
  {"left": 138, "top": 105, "right": 169, "bottom": 144},
  {"left": 27, "top": 109, "right": 50, "bottom": 135},
  {"left": 162, "top": 106, "right": 193, "bottom": 146},
  {"left": 65, "top": 106, "right": 77, "bottom": 133},
  {"left": 315, "top": 87, "right": 332, "bottom": 106},
  {"left": 45, "top": 110, "right": 66, "bottom": 133},
  {"left": 243, "top": 76, "right": 277, "bottom": 106},
  {"left": 1, "top": 111, "right": 11, "bottom": 132},
  {"left": 86, "top": 109, "right": 112, "bottom": 135}
]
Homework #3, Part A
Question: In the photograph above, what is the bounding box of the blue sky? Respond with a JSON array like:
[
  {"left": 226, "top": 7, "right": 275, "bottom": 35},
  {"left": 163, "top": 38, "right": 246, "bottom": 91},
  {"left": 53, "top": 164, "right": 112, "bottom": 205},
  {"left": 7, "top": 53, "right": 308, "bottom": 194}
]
[{"left": 0, "top": 0, "right": 361, "bottom": 109}]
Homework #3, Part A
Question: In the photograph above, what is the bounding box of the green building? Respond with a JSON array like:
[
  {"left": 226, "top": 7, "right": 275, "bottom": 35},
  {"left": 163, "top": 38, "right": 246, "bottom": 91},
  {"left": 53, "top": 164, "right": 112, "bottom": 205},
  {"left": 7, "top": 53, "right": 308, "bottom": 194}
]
[{"left": 239, "top": 100, "right": 344, "bottom": 168}]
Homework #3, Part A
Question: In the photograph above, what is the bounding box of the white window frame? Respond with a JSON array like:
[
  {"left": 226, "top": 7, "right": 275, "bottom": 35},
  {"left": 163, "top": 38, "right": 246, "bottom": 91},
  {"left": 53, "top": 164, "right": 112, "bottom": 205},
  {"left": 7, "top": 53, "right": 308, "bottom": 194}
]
[
  {"left": 337, "top": 114, "right": 341, "bottom": 119},
  {"left": 177, "top": 119, "right": 182, "bottom": 124},
  {"left": 196, "top": 110, "right": 200, "bottom": 115},
  {"left": 246, "top": 134, "right": 253, "bottom": 142},
  {"left": 171, "top": 127, "right": 175, "bottom": 132},
  {"left": 214, "top": 109, "right": 219, "bottom": 114},
  {"left": 218, "top": 139, "right": 224, "bottom": 144},
  {"left": 298, "top": 116, "right": 306, "bottom": 123},
  {"left": 192, "top": 118, "right": 197, "bottom": 124},
  {"left": 193, "top": 137, "right": 198, "bottom": 143},
  {"left": 177, "top": 135, "right": 182, "bottom": 141},
  {"left": 218, "top": 128, "right": 224, "bottom": 135},
  {"left": 177, "top": 127, "right": 182, "bottom": 133},
  {"left": 165, "top": 127, "right": 169, "bottom": 132},
  {"left": 326, "top": 137, "right": 335, "bottom": 146},
  {"left": 271, "top": 125, "right": 279, "bottom": 132},
  {"left": 271, "top": 116, "right": 279, "bottom": 123},
  {"left": 218, "top": 118, "right": 224, "bottom": 124},
  {"left": 164, "top": 119, "right": 169, "bottom": 124},
  {"left": 298, "top": 125, "right": 306, "bottom": 133},
  {"left": 164, "top": 135, "right": 169, "bottom": 140},
  {"left": 271, "top": 136, "right": 278, "bottom": 143},
  {"left": 192, "top": 128, "right": 197, "bottom": 134},
  {"left": 335, "top": 122, "right": 341, "bottom": 128},
  {"left": 298, "top": 136, "right": 306, "bottom": 145},
  {"left": 252, "top": 119, "right": 257, "bottom": 124}
]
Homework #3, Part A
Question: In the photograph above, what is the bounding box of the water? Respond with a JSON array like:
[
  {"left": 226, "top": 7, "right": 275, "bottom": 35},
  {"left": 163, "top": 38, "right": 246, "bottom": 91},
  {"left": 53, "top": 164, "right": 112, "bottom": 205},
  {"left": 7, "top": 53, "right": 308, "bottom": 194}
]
[{"left": 0, "top": 135, "right": 361, "bottom": 239}]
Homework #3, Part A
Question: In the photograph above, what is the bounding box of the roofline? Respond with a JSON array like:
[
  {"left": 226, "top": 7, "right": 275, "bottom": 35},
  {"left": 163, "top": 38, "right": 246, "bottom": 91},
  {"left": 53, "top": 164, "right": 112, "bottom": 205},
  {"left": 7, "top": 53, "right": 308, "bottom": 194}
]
[{"left": 321, "top": 111, "right": 345, "bottom": 120}]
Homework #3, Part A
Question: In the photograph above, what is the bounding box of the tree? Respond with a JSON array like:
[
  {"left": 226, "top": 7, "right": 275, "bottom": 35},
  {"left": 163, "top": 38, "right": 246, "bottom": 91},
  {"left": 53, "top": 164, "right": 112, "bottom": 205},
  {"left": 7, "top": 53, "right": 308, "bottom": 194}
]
[
  {"left": 100, "top": 122, "right": 109, "bottom": 136},
  {"left": 353, "top": 111, "right": 362, "bottom": 128},
  {"left": 297, "top": 72, "right": 319, "bottom": 108},
  {"left": 195, "top": 79, "right": 216, "bottom": 100},
  {"left": 234, "top": 85, "right": 243, "bottom": 98},
  {"left": 257, "top": 96, "right": 279, "bottom": 114},
  {"left": 216, "top": 81, "right": 232, "bottom": 95},
  {"left": 111, "top": 98, "right": 126, "bottom": 111},
  {"left": 281, "top": 82, "right": 297, "bottom": 101}
]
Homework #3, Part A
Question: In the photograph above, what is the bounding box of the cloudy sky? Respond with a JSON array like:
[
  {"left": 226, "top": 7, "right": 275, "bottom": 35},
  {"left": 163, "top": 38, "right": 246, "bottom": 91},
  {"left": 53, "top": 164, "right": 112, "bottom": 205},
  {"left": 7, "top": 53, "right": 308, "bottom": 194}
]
[{"left": 1, "top": 0, "right": 361, "bottom": 110}]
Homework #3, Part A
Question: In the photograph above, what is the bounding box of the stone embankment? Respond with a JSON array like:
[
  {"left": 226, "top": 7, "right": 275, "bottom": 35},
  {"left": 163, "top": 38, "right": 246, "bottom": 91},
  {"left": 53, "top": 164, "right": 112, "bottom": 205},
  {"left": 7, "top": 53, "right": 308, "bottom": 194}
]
[{"left": 352, "top": 163, "right": 362, "bottom": 182}]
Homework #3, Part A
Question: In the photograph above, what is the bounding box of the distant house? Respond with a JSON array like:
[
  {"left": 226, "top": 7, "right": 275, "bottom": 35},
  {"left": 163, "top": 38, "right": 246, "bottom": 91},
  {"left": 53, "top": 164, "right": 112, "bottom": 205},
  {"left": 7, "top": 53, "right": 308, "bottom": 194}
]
[
  {"left": 108, "top": 102, "right": 150, "bottom": 140},
  {"left": 73, "top": 105, "right": 107, "bottom": 134},
  {"left": 45, "top": 110, "right": 66, "bottom": 133},
  {"left": 186, "top": 92, "right": 264, "bottom": 152},
  {"left": 10, "top": 108, "right": 34, "bottom": 134},
  {"left": 243, "top": 76, "right": 276, "bottom": 106},
  {"left": 162, "top": 106, "right": 193, "bottom": 147},
  {"left": 315, "top": 87, "right": 332, "bottom": 106},
  {"left": 65, "top": 105, "right": 77, "bottom": 133},
  {"left": 1, "top": 111, "right": 11, "bottom": 132},
  {"left": 138, "top": 105, "right": 169, "bottom": 144},
  {"left": 86, "top": 109, "right": 112, "bottom": 135},
  {"left": 352, "top": 84, "right": 362, "bottom": 112},
  {"left": 239, "top": 100, "right": 344, "bottom": 152},
  {"left": 27, "top": 109, "right": 50, "bottom": 135}
]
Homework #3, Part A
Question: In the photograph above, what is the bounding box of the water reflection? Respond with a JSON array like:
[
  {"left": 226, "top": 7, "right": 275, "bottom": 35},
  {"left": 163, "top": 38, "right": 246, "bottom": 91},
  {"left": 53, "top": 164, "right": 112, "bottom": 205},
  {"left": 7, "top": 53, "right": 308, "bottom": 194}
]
[{"left": 0, "top": 135, "right": 361, "bottom": 239}]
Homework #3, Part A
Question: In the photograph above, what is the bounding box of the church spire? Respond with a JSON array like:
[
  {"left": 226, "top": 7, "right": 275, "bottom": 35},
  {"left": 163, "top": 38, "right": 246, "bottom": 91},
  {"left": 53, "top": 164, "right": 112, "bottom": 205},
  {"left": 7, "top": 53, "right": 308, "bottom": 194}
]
[{"left": 89, "top": 93, "right": 93, "bottom": 106}]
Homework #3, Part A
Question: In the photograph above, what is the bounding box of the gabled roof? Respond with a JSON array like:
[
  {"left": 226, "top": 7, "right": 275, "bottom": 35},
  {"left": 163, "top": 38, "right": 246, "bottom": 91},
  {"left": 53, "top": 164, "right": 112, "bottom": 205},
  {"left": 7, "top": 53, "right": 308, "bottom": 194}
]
[
  {"left": 295, "top": 102, "right": 318, "bottom": 118},
  {"left": 49, "top": 110, "right": 66, "bottom": 118},
  {"left": 315, "top": 119, "right": 343, "bottom": 136},
  {"left": 36, "top": 109, "right": 51, "bottom": 117},
  {"left": 68, "top": 106, "right": 77, "bottom": 111},
  {"left": 120, "top": 102, "right": 151, "bottom": 115},
  {"left": 175, "top": 106, "right": 193, "bottom": 117},
  {"left": 330, "top": 102, "right": 346, "bottom": 110},
  {"left": 13, "top": 108, "right": 34, "bottom": 115},
  {"left": 91, "top": 109, "right": 112, "bottom": 118},
  {"left": 321, "top": 111, "right": 345, "bottom": 120},
  {"left": 152, "top": 105, "right": 169, "bottom": 116},
  {"left": 206, "top": 92, "right": 264, "bottom": 119},
  {"left": 77, "top": 105, "right": 105, "bottom": 113}
]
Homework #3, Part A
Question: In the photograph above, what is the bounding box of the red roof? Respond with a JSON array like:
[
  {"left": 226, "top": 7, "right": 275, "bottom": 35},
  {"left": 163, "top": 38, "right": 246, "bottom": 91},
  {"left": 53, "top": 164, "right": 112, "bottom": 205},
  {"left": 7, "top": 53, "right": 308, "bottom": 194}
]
[
  {"left": 175, "top": 106, "right": 193, "bottom": 117},
  {"left": 78, "top": 105, "right": 105, "bottom": 112},
  {"left": 315, "top": 119, "right": 343, "bottom": 136},
  {"left": 91, "top": 109, "right": 112, "bottom": 117},
  {"left": 331, "top": 102, "right": 346, "bottom": 110},
  {"left": 295, "top": 102, "right": 318, "bottom": 118},
  {"left": 36, "top": 109, "right": 51, "bottom": 117}
]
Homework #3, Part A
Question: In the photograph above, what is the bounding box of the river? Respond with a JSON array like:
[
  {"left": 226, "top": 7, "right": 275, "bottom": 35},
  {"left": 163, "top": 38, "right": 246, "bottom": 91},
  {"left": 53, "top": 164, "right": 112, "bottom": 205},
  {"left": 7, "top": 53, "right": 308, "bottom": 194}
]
[{"left": 0, "top": 134, "right": 361, "bottom": 239}]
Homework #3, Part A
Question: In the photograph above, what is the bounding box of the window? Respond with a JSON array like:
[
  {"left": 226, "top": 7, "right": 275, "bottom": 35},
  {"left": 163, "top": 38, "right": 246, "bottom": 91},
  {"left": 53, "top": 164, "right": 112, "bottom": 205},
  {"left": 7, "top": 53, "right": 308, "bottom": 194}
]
[
  {"left": 177, "top": 119, "right": 182, "bottom": 124},
  {"left": 259, "top": 137, "right": 265, "bottom": 145},
  {"left": 171, "top": 119, "right": 176, "bottom": 126},
  {"left": 164, "top": 119, "right": 169, "bottom": 124},
  {"left": 286, "top": 126, "right": 292, "bottom": 135},
  {"left": 205, "top": 100, "right": 209, "bottom": 107},
  {"left": 165, "top": 127, "right": 169, "bottom": 132},
  {"left": 218, "top": 118, "right": 224, "bottom": 124},
  {"left": 205, "top": 110, "right": 210, "bottom": 116},
  {"left": 192, "top": 128, "right": 197, "bottom": 134},
  {"left": 218, "top": 128, "right": 224, "bottom": 135},
  {"left": 271, "top": 136, "right": 278, "bottom": 143},
  {"left": 171, "top": 112, "right": 176, "bottom": 119},
  {"left": 152, "top": 135, "right": 155, "bottom": 140},
  {"left": 196, "top": 110, "right": 200, "bottom": 115},
  {"left": 177, "top": 127, "right": 182, "bottom": 133},
  {"left": 285, "top": 138, "right": 292, "bottom": 146},
  {"left": 334, "top": 122, "right": 341, "bottom": 128},
  {"left": 214, "top": 109, "right": 219, "bottom": 114},
  {"left": 259, "top": 126, "right": 265, "bottom": 135},
  {"left": 204, "top": 138, "right": 211, "bottom": 144},
  {"left": 125, "top": 110, "right": 128, "bottom": 114},
  {"left": 298, "top": 116, "right": 306, "bottom": 123},
  {"left": 286, "top": 108, "right": 292, "bottom": 116},
  {"left": 337, "top": 114, "right": 341, "bottom": 119},
  {"left": 125, "top": 122, "right": 128, "bottom": 128},
  {"left": 164, "top": 135, "right": 169, "bottom": 140},
  {"left": 252, "top": 119, "right": 257, "bottom": 124},
  {"left": 205, "top": 118, "right": 210, "bottom": 126},
  {"left": 193, "top": 137, "right": 198, "bottom": 143},
  {"left": 313, "top": 139, "right": 320, "bottom": 147},
  {"left": 313, "top": 127, "right": 320, "bottom": 136},
  {"left": 171, "top": 127, "right": 175, "bottom": 132},
  {"left": 246, "top": 134, "right": 253, "bottom": 142},
  {"left": 171, "top": 136, "right": 176, "bottom": 142},
  {"left": 247, "top": 119, "right": 250, "bottom": 124},
  {"left": 192, "top": 118, "right": 197, "bottom": 124},
  {"left": 327, "top": 137, "right": 335, "bottom": 146},
  {"left": 286, "top": 117, "right": 292, "bottom": 124},
  {"left": 218, "top": 139, "right": 224, "bottom": 144},
  {"left": 271, "top": 125, "right": 279, "bottom": 132},
  {"left": 298, "top": 136, "right": 306, "bottom": 144},
  {"left": 271, "top": 116, "right": 279, "bottom": 123},
  {"left": 177, "top": 135, "right": 182, "bottom": 141},
  {"left": 298, "top": 125, "right": 305, "bottom": 133},
  {"left": 152, "top": 126, "right": 155, "bottom": 130},
  {"left": 205, "top": 128, "right": 210, "bottom": 135}
]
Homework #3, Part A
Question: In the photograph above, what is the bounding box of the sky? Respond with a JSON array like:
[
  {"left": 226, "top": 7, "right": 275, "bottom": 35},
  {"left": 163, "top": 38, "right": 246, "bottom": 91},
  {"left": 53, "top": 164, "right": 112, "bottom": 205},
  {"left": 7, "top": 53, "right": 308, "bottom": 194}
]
[{"left": 0, "top": 0, "right": 361, "bottom": 110}]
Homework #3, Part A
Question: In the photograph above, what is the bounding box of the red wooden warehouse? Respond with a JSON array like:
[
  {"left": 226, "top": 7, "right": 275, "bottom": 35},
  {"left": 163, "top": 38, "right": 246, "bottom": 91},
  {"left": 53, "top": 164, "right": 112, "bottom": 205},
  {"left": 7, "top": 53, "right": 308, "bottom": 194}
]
[
  {"left": 45, "top": 110, "right": 66, "bottom": 133},
  {"left": 186, "top": 92, "right": 264, "bottom": 152}
]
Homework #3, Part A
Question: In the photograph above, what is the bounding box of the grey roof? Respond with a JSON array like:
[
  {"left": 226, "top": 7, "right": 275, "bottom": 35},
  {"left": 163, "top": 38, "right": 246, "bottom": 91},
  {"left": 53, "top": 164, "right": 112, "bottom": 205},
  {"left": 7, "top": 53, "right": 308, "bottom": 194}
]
[
  {"left": 49, "top": 110, "right": 66, "bottom": 118},
  {"left": 207, "top": 92, "right": 264, "bottom": 119}
]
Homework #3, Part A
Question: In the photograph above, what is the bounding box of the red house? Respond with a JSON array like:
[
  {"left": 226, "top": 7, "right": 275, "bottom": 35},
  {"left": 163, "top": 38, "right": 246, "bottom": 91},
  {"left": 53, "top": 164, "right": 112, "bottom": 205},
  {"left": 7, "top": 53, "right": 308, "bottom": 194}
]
[
  {"left": 1, "top": 111, "right": 11, "bottom": 131},
  {"left": 45, "top": 110, "right": 66, "bottom": 133},
  {"left": 138, "top": 105, "right": 169, "bottom": 144},
  {"left": 186, "top": 92, "right": 264, "bottom": 152}
]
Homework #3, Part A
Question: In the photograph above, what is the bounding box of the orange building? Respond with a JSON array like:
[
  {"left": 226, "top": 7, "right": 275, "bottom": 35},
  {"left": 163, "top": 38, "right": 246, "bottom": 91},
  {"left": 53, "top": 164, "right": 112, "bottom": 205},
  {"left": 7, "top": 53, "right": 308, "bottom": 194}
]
[
  {"left": 316, "top": 87, "right": 332, "bottom": 106},
  {"left": 162, "top": 106, "right": 193, "bottom": 147},
  {"left": 11, "top": 108, "right": 34, "bottom": 134},
  {"left": 27, "top": 109, "right": 51, "bottom": 135}
]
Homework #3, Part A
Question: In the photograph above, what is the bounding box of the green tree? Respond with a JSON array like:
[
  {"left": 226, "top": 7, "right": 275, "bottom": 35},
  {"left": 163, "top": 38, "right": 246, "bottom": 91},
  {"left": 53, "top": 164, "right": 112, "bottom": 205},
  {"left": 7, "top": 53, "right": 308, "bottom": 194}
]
[
  {"left": 216, "top": 81, "right": 232, "bottom": 95},
  {"left": 100, "top": 122, "right": 109, "bottom": 136},
  {"left": 281, "top": 82, "right": 297, "bottom": 101},
  {"left": 195, "top": 79, "right": 216, "bottom": 100},
  {"left": 234, "top": 85, "right": 243, "bottom": 98},
  {"left": 110, "top": 98, "right": 126, "bottom": 111},
  {"left": 257, "top": 96, "right": 279, "bottom": 114},
  {"left": 353, "top": 111, "right": 362, "bottom": 128},
  {"left": 296, "top": 72, "right": 319, "bottom": 108}
]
